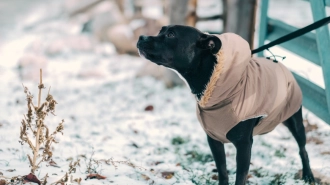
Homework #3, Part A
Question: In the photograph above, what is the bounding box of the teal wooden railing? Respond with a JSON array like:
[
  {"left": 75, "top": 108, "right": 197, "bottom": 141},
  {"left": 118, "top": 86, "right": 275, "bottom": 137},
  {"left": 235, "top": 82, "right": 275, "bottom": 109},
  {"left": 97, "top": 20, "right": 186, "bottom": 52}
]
[{"left": 258, "top": 0, "right": 330, "bottom": 123}]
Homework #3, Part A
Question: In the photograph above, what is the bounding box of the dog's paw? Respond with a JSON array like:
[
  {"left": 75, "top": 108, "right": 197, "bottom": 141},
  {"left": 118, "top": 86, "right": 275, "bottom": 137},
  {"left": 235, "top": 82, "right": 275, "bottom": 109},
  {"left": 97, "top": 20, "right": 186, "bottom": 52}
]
[
  {"left": 219, "top": 180, "right": 229, "bottom": 185},
  {"left": 302, "top": 174, "right": 315, "bottom": 184}
]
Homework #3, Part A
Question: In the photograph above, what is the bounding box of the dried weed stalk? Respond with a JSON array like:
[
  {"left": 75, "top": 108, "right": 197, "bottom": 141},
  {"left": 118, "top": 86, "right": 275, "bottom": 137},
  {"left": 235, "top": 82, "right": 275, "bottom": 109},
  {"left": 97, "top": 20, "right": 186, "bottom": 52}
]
[
  {"left": 101, "top": 158, "right": 146, "bottom": 171},
  {"left": 51, "top": 159, "right": 81, "bottom": 185},
  {"left": 20, "top": 69, "right": 64, "bottom": 174},
  {"left": 83, "top": 149, "right": 146, "bottom": 175}
]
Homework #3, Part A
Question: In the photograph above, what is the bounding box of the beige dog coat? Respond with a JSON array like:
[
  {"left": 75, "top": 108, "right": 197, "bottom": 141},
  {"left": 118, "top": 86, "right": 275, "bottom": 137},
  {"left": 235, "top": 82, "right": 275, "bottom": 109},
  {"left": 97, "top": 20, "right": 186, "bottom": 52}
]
[{"left": 196, "top": 33, "right": 302, "bottom": 143}]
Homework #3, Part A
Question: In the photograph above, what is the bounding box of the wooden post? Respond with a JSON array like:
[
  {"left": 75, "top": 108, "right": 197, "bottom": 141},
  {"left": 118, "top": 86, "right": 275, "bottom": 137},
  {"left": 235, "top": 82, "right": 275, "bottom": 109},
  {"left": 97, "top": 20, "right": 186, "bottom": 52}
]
[
  {"left": 223, "top": 0, "right": 257, "bottom": 48},
  {"left": 186, "top": 0, "right": 197, "bottom": 27},
  {"left": 169, "top": 0, "right": 190, "bottom": 25},
  {"left": 310, "top": 0, "right": 330, "bottom": 114},
  {"left": 257, "top": 0, "right": 269, "bottom": 57},
  {"left": 165, "top": 0, "right": 192, "bottom": 87}
]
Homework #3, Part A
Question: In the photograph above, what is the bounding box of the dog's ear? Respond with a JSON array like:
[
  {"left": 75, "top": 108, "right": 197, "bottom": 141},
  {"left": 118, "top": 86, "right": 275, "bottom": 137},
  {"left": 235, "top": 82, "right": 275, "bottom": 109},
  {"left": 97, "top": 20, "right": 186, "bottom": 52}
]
[{"left": 197, "top": 34, "right": 222, "bottom": 54}]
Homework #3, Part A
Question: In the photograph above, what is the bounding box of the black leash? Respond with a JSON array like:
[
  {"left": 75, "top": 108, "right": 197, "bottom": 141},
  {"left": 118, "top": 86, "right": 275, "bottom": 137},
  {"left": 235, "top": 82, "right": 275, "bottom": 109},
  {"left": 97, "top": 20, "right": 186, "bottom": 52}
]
[{"left": 252, "top": 16, "right": 330, "bottom": 54}]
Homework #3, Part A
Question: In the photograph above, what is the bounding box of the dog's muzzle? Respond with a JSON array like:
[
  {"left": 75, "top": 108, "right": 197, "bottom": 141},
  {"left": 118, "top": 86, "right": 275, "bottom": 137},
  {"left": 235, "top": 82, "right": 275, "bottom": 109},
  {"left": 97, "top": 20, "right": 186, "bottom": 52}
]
[{"left": 137, "top": 35, "right": 151, "bottom": 59}]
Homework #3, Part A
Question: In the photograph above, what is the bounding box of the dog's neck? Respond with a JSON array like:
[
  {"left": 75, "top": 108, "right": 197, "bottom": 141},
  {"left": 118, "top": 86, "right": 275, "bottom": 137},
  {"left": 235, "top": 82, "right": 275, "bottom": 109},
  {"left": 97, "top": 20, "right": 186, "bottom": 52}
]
[{"left": 179, "top": 54, "right": 217, "bottom": 100}]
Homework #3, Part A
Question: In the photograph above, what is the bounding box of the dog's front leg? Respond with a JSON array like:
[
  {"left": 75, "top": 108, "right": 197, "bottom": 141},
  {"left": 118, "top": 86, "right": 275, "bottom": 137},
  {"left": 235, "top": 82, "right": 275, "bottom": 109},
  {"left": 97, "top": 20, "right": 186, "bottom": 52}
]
[
  {"left": 207, "top": 135, "right": 228, "bottom": 185},
  {"left": 232, "top": 137, "right": 253, "bottom": 185},
  {"left": 227, "top": 118, "right": 259, "bottom": 185}
]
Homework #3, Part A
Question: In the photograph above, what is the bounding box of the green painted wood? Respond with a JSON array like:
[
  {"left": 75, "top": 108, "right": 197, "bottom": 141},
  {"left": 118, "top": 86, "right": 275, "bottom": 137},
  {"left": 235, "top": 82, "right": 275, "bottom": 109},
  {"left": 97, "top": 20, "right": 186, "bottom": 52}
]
[
  {"left": 258, "top": 0, "right": 330, "bottom": 124},
  {"left": 266, "top": 18, "right": 320, "bottom": 66},
  {"left": 326, "top": 0, "right": 330, "bottom": 6},
  {"left": 293, "top": 72, "right": 330, "bottom": 123},
  {"left": 303, "top": 0, "right": 330, "bottom": 7},
  {"left": 310, "top": 0, "right": 330, "bottom": 114},
  {"left": 257, "top": 0, "right": 269, "bottom": 57}
]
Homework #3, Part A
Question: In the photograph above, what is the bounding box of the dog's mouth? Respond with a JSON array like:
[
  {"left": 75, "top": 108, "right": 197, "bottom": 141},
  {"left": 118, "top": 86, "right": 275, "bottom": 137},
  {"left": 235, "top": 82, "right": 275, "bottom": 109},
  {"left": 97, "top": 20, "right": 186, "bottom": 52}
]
[
  {"left": 137, "top": 41, "right": 152, "bottom": 58},
  {"left": 138, "top": 49, "right": 147, "bottom": 59},
  {"left": 138, "top": 48, "right": 155, "bottom": 62},
  {"left": 137, "top": 45, "right": 172, "bottom": 68}
]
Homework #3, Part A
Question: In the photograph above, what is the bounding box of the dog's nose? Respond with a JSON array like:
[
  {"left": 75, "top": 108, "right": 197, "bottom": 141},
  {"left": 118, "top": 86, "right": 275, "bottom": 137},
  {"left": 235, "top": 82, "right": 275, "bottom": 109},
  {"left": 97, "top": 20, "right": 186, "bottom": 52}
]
[
  {"left": 137, "top": 35, "right": 149, "bottom": 48},
  {"left": 139, "top": 35, "right": 148, "bottom": 41}
]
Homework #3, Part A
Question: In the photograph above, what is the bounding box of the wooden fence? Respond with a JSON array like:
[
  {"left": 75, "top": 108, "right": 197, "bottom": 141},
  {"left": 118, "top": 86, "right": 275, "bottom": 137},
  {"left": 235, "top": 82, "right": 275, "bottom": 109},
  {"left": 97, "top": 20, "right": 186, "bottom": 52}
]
[{"left": 258, "top": 0, "right": 330, "bottom": 123}]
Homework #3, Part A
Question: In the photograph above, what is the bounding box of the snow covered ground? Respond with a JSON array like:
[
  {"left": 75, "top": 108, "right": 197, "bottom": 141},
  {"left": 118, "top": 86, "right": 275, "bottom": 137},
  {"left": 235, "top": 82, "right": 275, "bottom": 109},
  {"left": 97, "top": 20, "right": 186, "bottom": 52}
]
[{"left": 0, "top": 0, "right": 330, "bottom": 184}]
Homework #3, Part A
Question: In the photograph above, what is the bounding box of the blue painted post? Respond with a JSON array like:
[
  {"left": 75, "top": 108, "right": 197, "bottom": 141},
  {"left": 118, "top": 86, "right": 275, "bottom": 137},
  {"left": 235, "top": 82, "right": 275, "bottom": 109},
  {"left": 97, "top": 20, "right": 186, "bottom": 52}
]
[
  {"left": 310, "top": 0, "right": 330, "bottom": 114},
  {"left": 257, "top": 0, "right": 269, "bottom": 57}
]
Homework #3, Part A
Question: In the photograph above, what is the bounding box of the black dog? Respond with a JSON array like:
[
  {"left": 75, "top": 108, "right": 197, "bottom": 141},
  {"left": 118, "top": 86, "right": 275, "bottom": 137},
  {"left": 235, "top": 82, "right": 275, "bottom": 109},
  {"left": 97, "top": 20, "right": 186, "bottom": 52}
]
[{"left": 137, "top": 25, "right": 314, "bottom": 185}]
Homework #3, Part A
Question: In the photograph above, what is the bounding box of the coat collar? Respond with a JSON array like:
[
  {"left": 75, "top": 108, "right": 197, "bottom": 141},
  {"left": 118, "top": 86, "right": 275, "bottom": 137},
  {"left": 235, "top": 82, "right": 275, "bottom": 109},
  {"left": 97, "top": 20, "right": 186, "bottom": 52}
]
[{"left": 198, "top": 33, "right": 251, "bottom": 108}]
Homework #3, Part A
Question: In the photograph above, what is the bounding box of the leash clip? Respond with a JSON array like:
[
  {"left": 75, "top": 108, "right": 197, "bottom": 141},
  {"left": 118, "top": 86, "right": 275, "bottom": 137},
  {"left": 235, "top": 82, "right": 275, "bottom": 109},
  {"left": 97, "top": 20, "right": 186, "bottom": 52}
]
[{"left": 266, "top": 49, "right": 286, "bottom": 63}]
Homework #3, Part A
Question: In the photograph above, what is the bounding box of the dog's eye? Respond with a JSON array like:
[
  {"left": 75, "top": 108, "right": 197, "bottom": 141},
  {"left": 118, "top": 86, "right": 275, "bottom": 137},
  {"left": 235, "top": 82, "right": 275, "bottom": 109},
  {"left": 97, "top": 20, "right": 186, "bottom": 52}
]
[{"left": 166, "top": 32, "right": 175, "bottom": 38}]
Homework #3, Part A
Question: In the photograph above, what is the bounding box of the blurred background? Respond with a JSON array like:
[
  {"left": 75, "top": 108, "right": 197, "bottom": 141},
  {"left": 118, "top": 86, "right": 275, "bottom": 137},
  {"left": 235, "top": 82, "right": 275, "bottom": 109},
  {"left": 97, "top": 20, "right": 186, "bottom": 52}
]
[
  {"left": 0, "top": 0, "right": 328, "bottom": 86},
  {"left": 0, "top": 0, "right": 330, "bottom": 184},
  {"left": 0, "top": 0, "right": 329, "bottom": 85}
]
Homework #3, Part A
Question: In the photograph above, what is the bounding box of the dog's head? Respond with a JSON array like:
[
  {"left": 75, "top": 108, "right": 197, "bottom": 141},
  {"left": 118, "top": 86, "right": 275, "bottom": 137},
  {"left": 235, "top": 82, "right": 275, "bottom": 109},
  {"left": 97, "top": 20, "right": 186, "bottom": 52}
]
[{"left": 136, "top": 25, "right": 221, "bottom": 73}]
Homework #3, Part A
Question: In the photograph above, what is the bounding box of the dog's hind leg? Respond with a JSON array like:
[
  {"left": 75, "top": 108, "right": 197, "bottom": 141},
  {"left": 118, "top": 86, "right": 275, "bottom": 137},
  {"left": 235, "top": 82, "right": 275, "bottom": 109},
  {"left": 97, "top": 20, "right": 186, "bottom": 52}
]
[
  {"left": 283, "top": 107, "right": 315, "bottom": 183},
  {"left": 207, "top": 135, "right": 229, "bottom": 185}
]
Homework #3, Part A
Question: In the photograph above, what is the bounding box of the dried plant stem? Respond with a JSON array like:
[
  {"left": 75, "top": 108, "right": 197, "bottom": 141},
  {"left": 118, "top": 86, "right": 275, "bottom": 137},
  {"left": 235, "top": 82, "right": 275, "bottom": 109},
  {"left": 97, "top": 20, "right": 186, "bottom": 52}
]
[
  {"left": 51, "top": 159, "right": 80, "bottom": 185},
  {"left": 36, "top": 158, "right": 43, "bottom": 167},
  {"left": 20, "top": 68, "right": 63, "bottom": 179},
  {"left": 31, "top": 69, "right": 43, "bottom": 174},
  {"left": 38, "top": 69, "right": 42, "bottom": 107},
  {"left": 23, "top": 115, "right": 34, "bottom": 132},
  {"left": 32, "top": 124, "right": 41, "bottom": 173}
]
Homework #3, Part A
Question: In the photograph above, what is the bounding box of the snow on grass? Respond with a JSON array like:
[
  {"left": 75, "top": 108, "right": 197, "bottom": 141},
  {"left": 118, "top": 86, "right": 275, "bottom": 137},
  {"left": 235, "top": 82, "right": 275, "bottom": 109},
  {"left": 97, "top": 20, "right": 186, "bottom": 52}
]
[{"left": 0, "top": 1, "right": 330, "bottom": 184}]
